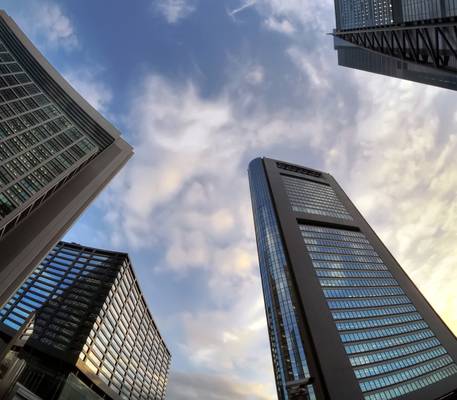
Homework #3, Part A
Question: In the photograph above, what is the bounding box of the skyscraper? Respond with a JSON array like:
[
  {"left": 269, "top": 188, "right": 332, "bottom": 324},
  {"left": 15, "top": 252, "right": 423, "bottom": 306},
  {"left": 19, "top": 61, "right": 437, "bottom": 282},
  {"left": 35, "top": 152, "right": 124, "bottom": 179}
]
[
  {"left": 333, "top": 1, "right": 457, "bottom": 90},
  {"left": 248, "top": 157, "right": 457, "bottom": 400},
  {"left": 0, "top": 11, "right": 133, "bottom": 306},
  {"left": 0, "top": 241, "right": 171, "bottom": 400}
]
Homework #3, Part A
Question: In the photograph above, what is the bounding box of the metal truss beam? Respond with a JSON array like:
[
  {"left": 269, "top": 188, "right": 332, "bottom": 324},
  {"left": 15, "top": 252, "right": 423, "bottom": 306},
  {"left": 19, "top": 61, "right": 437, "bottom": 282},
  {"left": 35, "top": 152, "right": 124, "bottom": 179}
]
[{"left": 334, "top": 22, "right": 457, "bottom": 72}]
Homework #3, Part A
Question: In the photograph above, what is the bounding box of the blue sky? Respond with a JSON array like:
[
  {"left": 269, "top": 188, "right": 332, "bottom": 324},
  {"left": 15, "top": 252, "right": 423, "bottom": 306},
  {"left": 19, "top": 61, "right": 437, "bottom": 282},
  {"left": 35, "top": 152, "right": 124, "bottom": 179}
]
[{"left": 2, "top": 1, "right": 457, "bottom": 399}]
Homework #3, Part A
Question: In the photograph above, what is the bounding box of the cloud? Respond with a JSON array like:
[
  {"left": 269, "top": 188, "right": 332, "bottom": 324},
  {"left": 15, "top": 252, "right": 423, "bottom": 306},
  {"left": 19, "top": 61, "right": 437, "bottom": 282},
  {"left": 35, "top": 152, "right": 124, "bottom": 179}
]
[
  {"left": 251, "top": 0, "right": 334, "bottom": 33},
  {"left": 228, "top": 0, "right": 257, "bottom": 19},
  {"left": 154, "top": 0, "right": 197, "bottom": 24},
  {"left": 264, "top": 16, "right": 296, "bottom": 34},
  {"left": 63, "top": 68, "right": 113, "bottom": 114},
  {"left": 27, "top": 2, "right": 79, "bottom": 49},
  {"left": 245, "top": 65, "right": 265, "bottom": 85},
  {"left": 167, "top": 371, "right": 272, "bottom": 400}
]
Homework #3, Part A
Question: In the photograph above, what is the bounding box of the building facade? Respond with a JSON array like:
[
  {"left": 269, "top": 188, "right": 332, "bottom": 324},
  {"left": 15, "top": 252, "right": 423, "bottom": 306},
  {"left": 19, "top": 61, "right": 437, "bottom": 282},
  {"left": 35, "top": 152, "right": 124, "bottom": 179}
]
[
  {"left": 334, "top": 37, "right": 457, "bottom": 91},
  {"left": 333, "top": 0, "right": 457, "bottom": 91},
  {"left": 248, "top": 157, "right": 457, "bottom": 400},
  {"left": 0, "top": 241, "right": 171, "bottom": 400},
  {"left": 0, "top": 11, "right": 133, "bottom": 306}
]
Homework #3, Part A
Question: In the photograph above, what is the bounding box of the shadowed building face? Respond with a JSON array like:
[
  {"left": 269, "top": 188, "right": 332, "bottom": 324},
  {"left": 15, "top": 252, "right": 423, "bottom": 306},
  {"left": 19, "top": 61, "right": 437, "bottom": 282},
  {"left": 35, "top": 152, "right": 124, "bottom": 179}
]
[
  {"left": 0, "top": 241, "right": 171, "bottom": 400},
  {"left": 248, "top": 157, "right": 457, "bottom": 400}
]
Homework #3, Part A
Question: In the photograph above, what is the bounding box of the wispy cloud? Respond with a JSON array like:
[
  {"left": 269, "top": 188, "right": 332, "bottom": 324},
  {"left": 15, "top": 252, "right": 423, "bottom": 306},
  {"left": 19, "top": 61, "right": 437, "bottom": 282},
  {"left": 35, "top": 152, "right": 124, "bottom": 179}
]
[
  {"left": 167, "top": 371, "right": 273, "bottom": 400},
  {"left": 63, "top": 68, "right": 113, "bottom": 114},
  {"left": 154, "top": 0, "right": 197, "bottom": 24},
  {"left": 228, "top": 0, "right": 257, "bottom": 19},
  {"left": 23, "top": 2, "right": 79, "bottom": 49},
  {"left": 264, "top": 16, "right": 295, "bottom": 34}
]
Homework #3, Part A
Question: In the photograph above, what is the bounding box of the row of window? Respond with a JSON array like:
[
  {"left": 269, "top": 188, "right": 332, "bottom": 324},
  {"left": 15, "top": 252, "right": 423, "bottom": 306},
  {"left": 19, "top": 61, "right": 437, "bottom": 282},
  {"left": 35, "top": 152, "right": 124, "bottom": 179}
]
[
  {"left": 355, "top": 346, "right": 448, "bottom": 379},
  {"left": 0, "top": 126, "right": 82, "bottom": 163},
  {"left": 364, "top": 364, "right": 457, "bottom": 400},
  {"left": 360, "top": 355, "right": 453, "bottom": 392},
  {"left": 303, "top": 238, "right": 376, "bottom": 251},
  {"left": 345, "top": 330, "right": 434, "bottom": 355},
  {"left": 300, "top": 230, "right": 370, "bottom": 244},
  {"left": 340, "top": 321, "right": 429, "bottom": 343},
  {"left": 327, "top": 296, "right": 411, "bottom": 310},
  {"left": 310, "top": 253, "right": 383, "bottom": 263},
  {"left": 349, "top": 338, "right": 442, "bottom": 367},
  {"left": 0, "top": 94, "right": 48, "bottom": 126},
  {"left": 299, "top": 224, "right": 365, "bottom": 237},
  {"left": 292, "top": 206, "right": 353, "bottom": 220},
  {"left": 313, "top": 261, "right": 388, "bottom": 271},
  {"left": 336, "top": 313, "right": 422, "bottom": 331},
  {"left": 306, "top": 245, "right": 379, "bottom": 257},
  {"left": 332, "top": 305, "right": 417, "bottom": 321},
  {"left": 324, "top": 287, "right": 404, "bottom": 299},
  {"left": 317, "top": 269, "right": 393, "bottom": 279},
  {"left": 320, "top": 278, "right": 399, "bottom": 288}
]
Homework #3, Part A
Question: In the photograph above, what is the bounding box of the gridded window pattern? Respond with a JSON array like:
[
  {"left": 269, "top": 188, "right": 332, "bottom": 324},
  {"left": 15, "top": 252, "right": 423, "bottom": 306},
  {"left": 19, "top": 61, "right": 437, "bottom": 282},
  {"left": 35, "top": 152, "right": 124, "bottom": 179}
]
[
  {"left": 401, "top": 0, "right": 457, "bottom": 21},
  {"left": 0, "top": 39, "right": 99, "bottom": 226},
  {"left": 80, "top": 262, "right": 171, "bottom": 400},
  {"left": 0, "top": 242, "right": 118, "bottom": 354},
  {"left": 0, "top": 242, "right": 171, "bottom": 400},
  {"left": 299, "top": 224, "right": 457, "bottom": 399},
  {"left": 336, "top": 0, "right": 394, "bottom": 30},
  {"left": 281, "top": 174, "right": 353, "bottom": 221},
  {"left": 249, "top": 159, "right": 316, "bottom": 400}
]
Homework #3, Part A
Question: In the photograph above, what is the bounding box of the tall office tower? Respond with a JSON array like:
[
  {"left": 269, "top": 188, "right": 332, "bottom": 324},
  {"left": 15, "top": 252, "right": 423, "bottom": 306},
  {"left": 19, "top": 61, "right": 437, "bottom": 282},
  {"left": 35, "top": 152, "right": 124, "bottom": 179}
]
[
  {"left": 333, "top": 1, "right": 457, "bottom": 90},
  {"left": 0, "top": 11, "right": 133, "bottom": 306},
  {"left": 248, "top": 157, "right": 457, "bottom": 400},
  {"left": 0, "top": 241, "right": 171, "bottom": 400}
]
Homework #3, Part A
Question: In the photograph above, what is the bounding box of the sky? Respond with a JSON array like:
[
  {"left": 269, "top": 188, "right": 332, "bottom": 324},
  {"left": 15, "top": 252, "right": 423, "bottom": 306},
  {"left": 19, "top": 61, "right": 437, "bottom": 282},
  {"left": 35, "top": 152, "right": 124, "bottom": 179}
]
[{"left": 2, "top": 0, "right": 457, "bottom": 399}]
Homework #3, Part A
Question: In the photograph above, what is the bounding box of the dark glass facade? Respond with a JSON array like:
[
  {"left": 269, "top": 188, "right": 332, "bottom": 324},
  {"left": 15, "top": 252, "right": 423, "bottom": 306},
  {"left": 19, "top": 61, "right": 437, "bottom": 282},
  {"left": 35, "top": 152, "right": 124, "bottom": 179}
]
[
  {"left": 333, "top": 1, "right": 457, "bottom": 91},
  {"left": 0, "top": 11, "right": 132, "bottom": 306},
  {"left": 0, "top": 242, "right": 171, "bottom": 400},
  {"left": 248, "top": 157, "right": 457, "bottom": 400},
  {"left": 334, "top": 38, "right": 457, "bottom": 91}
]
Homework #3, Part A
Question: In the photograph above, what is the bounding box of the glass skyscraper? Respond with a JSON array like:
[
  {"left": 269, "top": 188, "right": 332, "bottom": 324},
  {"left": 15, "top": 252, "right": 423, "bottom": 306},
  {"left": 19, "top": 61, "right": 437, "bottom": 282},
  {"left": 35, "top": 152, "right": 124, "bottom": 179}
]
[
  {"left": 333, "top": 1, "right": 457, "bottom": 91},
  {"left": 0, "top": 11, "right": 132, "bottom": 306},
  {"left": 0, "top": 241, "right": 171, "bottom": 400},
  {"left": 248, "top": 158, "right": 457, "bottom": 400}
]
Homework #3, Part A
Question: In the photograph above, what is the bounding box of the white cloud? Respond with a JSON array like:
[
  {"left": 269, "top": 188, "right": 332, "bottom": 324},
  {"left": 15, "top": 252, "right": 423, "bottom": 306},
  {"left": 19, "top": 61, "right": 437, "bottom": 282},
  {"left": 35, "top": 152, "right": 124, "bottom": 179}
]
[
  {"left": 228, "top": 0, "right": 257, "bottom": 19},
  {"left": 154, "top": 0, "right": 197, "bottom": 24},
  {"left": 252, "top": 0, "right": 334, "bottom": 33},
  {"left": 30, "top": 3, "right": 78, "bottom": 49},
  {"left": 246, "top": 65, "right": 265, "bottom": 85},
  {"left": 167, "top": 371, "right": 273, "bottom": 400},
  {"left": 264, "top": 16, "right": 296, "bottom": 34},
  {"left": 63, "top": 69, "right": 113, "bottom": 114}
]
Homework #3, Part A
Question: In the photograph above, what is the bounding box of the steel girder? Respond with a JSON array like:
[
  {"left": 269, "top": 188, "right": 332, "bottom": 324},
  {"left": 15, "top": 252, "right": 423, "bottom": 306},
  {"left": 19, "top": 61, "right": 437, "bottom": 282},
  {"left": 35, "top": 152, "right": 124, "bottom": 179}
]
[{"left": 334, "top": 22, "right": 457, "bottom": 72}]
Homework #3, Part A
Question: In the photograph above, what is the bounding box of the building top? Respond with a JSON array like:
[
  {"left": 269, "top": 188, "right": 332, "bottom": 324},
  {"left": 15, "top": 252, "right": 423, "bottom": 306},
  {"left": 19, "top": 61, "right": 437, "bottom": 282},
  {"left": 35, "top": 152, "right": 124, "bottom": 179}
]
[{"left": 0, "top": 10, "right": 132, "bottom": 152}]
